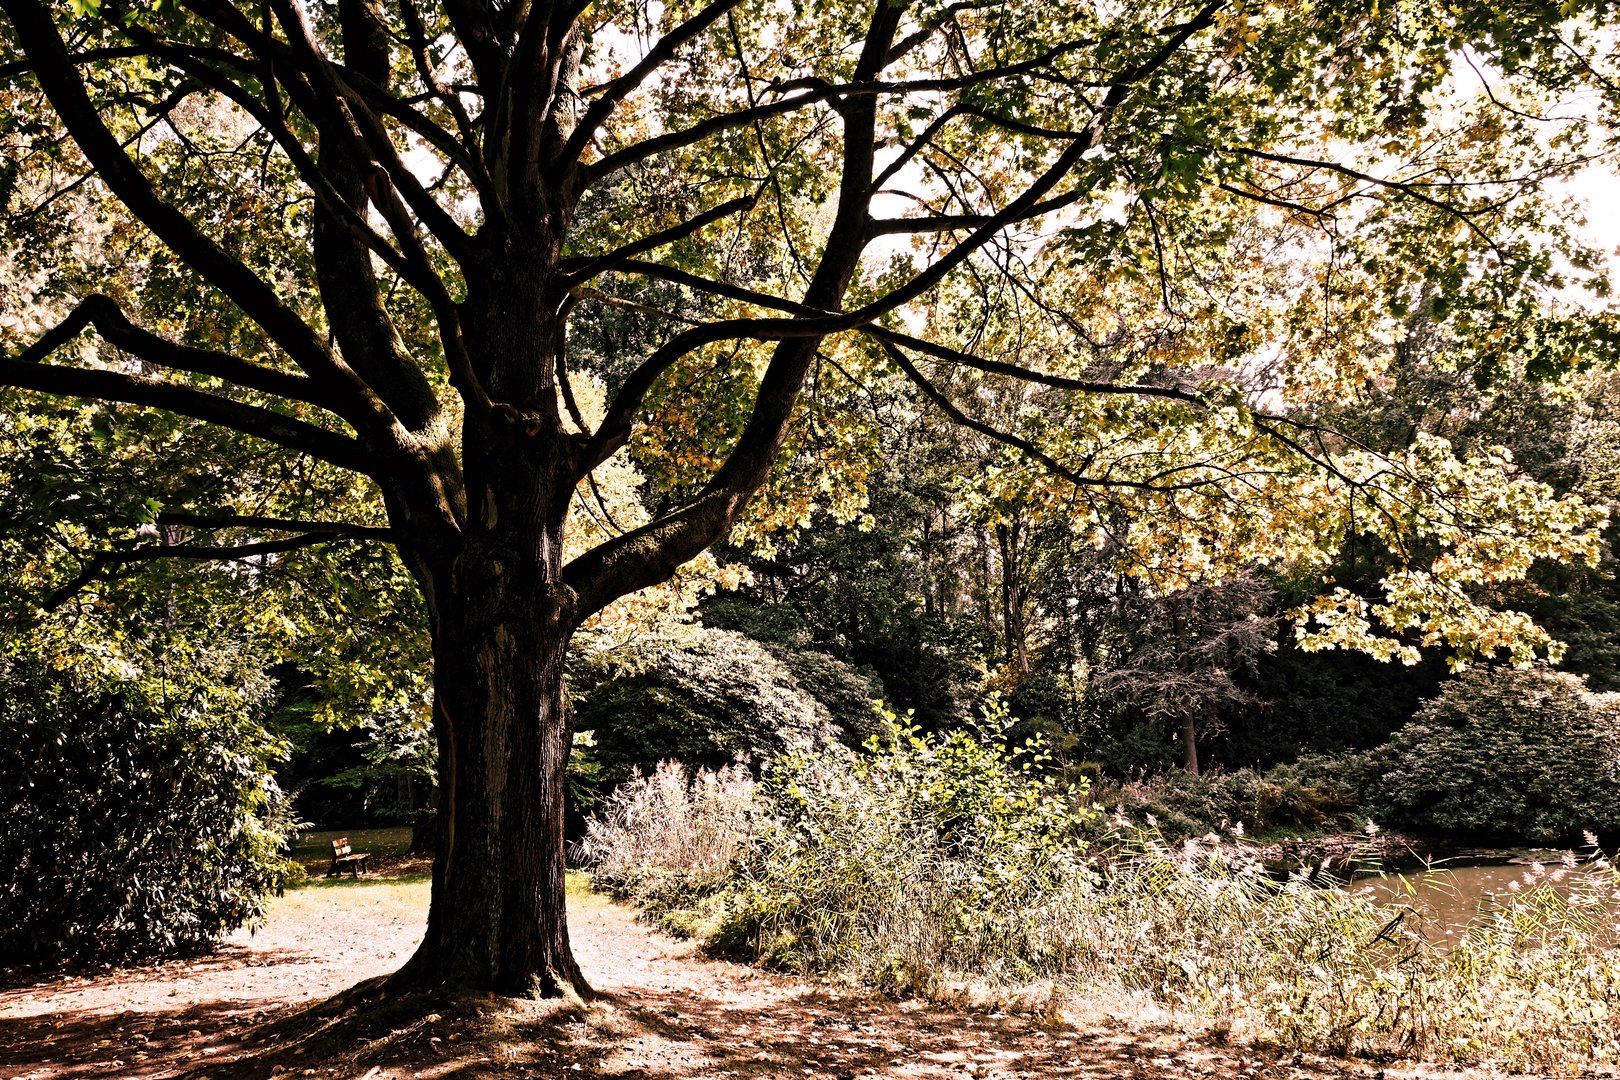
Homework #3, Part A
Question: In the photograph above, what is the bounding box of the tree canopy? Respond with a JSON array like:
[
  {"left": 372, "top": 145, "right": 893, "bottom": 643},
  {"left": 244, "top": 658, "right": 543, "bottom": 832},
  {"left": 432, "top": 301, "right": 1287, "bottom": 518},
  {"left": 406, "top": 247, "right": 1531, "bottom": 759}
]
[{"left": 2, "top": 0, "right": 1618, "bottom": 997}]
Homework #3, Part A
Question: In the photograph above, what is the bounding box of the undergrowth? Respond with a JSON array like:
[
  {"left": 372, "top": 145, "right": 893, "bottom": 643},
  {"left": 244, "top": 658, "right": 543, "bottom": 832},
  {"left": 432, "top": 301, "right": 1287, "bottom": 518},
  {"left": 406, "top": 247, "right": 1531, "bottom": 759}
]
[
  {"left": 581, "top": 716, "right": 1620, "bottom": 1071},
  {"left": 1091, "top": 755, "right": 1364, "bottom": 843}
]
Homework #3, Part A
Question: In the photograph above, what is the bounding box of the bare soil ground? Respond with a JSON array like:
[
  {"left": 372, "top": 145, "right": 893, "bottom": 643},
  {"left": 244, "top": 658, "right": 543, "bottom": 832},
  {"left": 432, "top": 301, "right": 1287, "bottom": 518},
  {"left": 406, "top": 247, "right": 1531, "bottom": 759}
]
[{"left": 0, "top": 862, "right": 1477, "bottom": 1080}]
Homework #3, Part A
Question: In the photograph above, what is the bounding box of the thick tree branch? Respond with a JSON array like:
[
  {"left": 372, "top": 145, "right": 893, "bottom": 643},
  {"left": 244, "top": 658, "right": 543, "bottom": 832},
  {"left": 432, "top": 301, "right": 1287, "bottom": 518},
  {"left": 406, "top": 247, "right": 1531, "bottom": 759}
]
[
  {"left": 0, "top": 353, "right": 375, "bottom": 475},
  {"left": 33, "top": 295, "right": 345, "bottom": 413},
  {"left": 399, "top": 0, "right": 480, "bottom": 152},
  {"left": 441, "top": 0, "right": 507, "bottom": 96},
  {"left": 566, "top": 0, "right": 910, "bottom": 615},
  {"left": 0, "top": 0, "right": 402, "bottom": 441},
  {"left": 133, "top": 6, "right": 466, "bottom": 438},
  {"left": 109, "top": 33, "right": 430, "bottom": 293},
  {"left": 265, "top": 0, "right": 475, "bottom": 263},
  {"left": 487, "top": 3, "right": 585, "bottom": 209},
  {"left": 44, "top": 531, "right": 377, "bottom": 611}
]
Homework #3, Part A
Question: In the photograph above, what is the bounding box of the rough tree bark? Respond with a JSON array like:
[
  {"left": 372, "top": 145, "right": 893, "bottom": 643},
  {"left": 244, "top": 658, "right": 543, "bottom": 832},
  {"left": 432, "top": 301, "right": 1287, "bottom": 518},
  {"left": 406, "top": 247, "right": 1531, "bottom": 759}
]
[
  {"left": 405, "top": 551, "right": 585, "bottom": 997},
  {"left": 390, "top": 258, "right": 593, "bottom": 994}
]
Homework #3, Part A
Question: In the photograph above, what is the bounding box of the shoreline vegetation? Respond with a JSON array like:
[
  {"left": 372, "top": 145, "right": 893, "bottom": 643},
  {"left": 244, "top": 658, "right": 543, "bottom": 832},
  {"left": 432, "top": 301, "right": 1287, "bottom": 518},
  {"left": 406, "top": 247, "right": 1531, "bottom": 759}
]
[
  {"left": 1195, "top": 828, "right": 1599, "bottom": 878},
  {"left": 581, "top": 726, "right": 1620, "bottom": 1072}
]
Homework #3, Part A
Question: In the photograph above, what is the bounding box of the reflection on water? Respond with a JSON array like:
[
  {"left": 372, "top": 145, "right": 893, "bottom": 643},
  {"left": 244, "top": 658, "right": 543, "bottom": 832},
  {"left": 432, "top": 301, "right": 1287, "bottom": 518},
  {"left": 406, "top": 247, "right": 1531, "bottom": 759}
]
[{"left": 1349, "top": 858, "right": 1620, "bottom": 939}]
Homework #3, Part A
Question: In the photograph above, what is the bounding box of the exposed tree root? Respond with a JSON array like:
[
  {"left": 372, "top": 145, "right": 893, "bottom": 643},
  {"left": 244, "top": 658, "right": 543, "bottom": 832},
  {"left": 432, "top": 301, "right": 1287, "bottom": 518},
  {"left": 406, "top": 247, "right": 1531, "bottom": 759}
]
[{"left": 175, "top": 977, "right": 597, "bottom": 1079}]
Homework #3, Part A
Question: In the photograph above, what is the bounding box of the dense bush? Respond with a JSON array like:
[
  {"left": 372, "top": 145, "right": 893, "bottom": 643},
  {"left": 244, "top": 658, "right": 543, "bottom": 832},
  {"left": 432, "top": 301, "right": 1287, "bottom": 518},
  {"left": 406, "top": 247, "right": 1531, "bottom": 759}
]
[
  {"left": 570, "top": 627, "right": 879, "bottom": 785},
  {"left": 1095, "top": 755, "right": 1363, "bottom": 841},
  {"left": 767, "top": 645, "right": 885, "bottom": 741},
  {"left": 1369, "top": 667, "right": 1620, "bottom": 843},
  {"left": 0, "top": 656, "right": 294, "bottom": 965},
  {"left": 584, "top": 719, "right": 1620, "bottom": 1069},
  {"left": 727, "top": 711, "right": 1094, "bottom": 985},
  {"left": 586, "top": 709, "right": 1097, "bottom": 985}
]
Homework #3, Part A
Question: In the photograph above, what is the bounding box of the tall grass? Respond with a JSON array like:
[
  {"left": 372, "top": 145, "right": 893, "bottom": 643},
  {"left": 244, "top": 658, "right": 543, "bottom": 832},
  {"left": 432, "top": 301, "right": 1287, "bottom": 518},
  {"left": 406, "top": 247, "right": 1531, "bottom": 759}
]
[
  {"left": 576, "top": 759, "right": 756, "bottom": 912},
  {"left": 581, "top": 723, "right": 1620, "bottom": 1070}
]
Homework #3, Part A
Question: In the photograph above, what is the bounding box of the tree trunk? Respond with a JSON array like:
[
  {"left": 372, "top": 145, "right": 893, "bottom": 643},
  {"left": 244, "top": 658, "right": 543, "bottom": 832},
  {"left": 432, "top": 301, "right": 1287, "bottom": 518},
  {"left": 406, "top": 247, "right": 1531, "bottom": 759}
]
[
  {"left": 995, "top": 521, "right": 1031, "bottom": 676},
  {"left": 388, "top": 352, "right": 592, "bottom": 997},
  {"left": 1181, "top": 713, "right": 1200, "bottom": 775},
  {"left": 393, "top": 512, "right": 589, "bottom": 998}
]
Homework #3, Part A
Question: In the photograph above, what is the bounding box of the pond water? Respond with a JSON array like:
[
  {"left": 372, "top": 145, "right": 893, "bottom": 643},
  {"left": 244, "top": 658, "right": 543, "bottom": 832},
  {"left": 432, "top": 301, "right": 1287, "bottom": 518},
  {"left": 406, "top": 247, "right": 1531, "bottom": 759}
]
[{"left": 1346, "top": 857, "right": 1620, "bottom": 939}]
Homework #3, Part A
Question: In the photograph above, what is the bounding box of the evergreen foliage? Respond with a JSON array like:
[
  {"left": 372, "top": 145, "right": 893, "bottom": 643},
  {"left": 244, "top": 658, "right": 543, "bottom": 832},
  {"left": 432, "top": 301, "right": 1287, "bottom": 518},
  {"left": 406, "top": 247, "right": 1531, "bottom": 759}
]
[
  {"left": 0, "top": 655, "right": 293, "bottom": 965},
  {"left": 1370, "top": 667, "right": 1620, "bottom": 844},
  {"left": 571, "top": 628, "right": 881, "bottom": 785}
]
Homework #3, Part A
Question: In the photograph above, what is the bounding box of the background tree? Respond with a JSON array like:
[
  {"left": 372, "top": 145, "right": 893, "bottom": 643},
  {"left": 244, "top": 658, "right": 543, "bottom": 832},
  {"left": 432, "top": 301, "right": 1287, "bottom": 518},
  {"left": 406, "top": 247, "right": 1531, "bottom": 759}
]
[
  {"left": 1, "top": 0, "right": 1616, "bottom": 1002},
  {"left": 1089, "top": 573, "right": 1275, "bottom": 775},
  {"left": 703, "top": 404, "right": 991, "bottom": 728}
]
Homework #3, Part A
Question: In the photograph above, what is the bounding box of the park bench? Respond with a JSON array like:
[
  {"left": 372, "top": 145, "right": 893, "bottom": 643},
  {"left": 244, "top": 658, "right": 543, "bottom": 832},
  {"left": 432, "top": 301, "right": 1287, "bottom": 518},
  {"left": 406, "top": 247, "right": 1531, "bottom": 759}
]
[{"left": 327, "top": 837, "right": 371, "bottom": 878}]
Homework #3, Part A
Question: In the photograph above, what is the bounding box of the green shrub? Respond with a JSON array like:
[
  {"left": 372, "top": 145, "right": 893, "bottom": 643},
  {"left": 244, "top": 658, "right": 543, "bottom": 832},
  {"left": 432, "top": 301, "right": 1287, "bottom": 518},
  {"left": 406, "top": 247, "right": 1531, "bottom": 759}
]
[
  {"left": 571, "top": 627, "right": 878, "bottom": 785},
  {"left": 766, "top": 645, "right": 884, "bottom": 744},
  {"left": 0, "top": 656, "right": 295, "bottom": 965},
  {"left": 1369, "top": 667, "right": 1620, "bottom": 843},
  {"left": 720, "top": 707, "right": 1095, "bottom": 990}
]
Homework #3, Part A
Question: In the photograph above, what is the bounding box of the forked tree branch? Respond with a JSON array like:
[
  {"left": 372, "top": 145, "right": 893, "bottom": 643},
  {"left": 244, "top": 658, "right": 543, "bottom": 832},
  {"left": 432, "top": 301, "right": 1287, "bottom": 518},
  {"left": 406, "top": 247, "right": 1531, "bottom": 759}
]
[
  {"left": 22, "top": 295, "right": 346, "bottom": 412},
  {"left": 563, "top": 193, "right": 760, "bottom": 284},
  {"left": 0, "top": 0, "right": 406, "bottom": 443},
  {"left": 563, "top": 0, "right": 745, "bottom": 167}
]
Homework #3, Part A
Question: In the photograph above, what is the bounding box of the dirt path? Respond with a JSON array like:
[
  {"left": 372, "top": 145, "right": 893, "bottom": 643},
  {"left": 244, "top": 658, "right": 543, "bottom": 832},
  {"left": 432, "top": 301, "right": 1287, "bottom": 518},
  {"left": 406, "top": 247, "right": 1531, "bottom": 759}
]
[{"left": 0, "top": 875, "right": 1389, "bottom": 1080}]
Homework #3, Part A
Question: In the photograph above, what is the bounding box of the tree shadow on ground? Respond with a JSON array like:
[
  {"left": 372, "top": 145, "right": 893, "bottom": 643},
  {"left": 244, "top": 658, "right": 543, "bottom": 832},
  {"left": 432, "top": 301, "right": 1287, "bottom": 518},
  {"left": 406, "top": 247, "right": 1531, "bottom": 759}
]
[
  {"left": 2, "top": 891, "right": 1365, "bottom": 1080},
  {"left": 112, "top": 973, "right": 1363, "bottom": 1080},
  {"left": 575, "top": 982, "right": 1357, "bottom": 1080},
  {"left": 0, "top": 943, "right": 320, "bottom": 1001},
  {"left": 0, "top": 998, "right": 277, "bottom": 1079},
  {"left": 0, "top": 945, "right": 325, "bottom": 1080}
]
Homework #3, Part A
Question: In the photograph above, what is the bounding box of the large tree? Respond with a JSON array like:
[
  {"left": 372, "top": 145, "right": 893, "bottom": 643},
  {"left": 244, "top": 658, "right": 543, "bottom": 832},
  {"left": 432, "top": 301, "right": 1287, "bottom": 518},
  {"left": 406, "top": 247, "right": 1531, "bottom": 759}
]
[{"left": 1, "top": 0, "right": 1616, "bottom": 999}]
